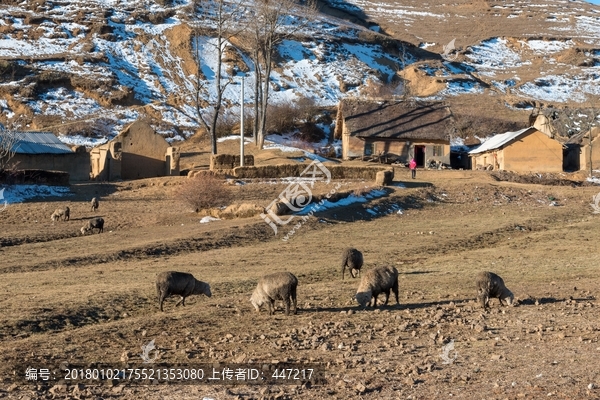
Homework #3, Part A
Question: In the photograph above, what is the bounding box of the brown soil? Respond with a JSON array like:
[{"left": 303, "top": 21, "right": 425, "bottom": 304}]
[
  {"left": 398, "top": 65, "right": 446, "bottom": 97},
  {"left": 489, "top": 170, "right": 595, "bottom": 187},
  {"left": 1, "top": 167, "right": 600, "bottom": 399}
]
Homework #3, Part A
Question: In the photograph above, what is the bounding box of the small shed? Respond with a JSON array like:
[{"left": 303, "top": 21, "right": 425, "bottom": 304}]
[
  {"left": 4, "top": 131, "right": 89, "bottom": 181},
  {"left": 90, "top": 120, "right": 179, "bottom": 181},
  {"left": 334, "top": 99, "right": 454, "bottom": 167},
  {"left": 565, "top": 126, "right": 600, "bottom": 173},
  {"left": 469, "top": 127, "right": 563, "bottom": 172}
]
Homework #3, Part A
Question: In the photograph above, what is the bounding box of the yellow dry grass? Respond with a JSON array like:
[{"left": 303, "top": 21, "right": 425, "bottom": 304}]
[{"left": 1, "top": 170, "right": 599, "bottom": 398}]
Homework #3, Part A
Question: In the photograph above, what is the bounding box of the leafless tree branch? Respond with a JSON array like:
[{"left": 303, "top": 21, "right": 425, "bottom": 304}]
[
  {"left": 245, "top": 0, "right": 318, "bottom": 149},
  {"left": 0, "top": 126, "right": 22, "bottom": 172},
  {"left": 182, "top": 0, "right": 248, "bottom": 155}
]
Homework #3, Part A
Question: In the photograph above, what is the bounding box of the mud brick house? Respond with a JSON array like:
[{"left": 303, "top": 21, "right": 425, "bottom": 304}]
[
  {"left": 529, "top": 113, "right": 599, "bottom": 172},
  {"left": 4, "top": 131, "right": 89, "bottom": 181},
  {"left": 90, "top": 120, "right": 180, "bottom": 181},
  {"left": 334, "top": 99, "right": 454, "bottom": 167},
  {"left": 564, "top": 127, "right": 600, "bottom": 173},
  {"left": 469, "top": 127, "right": 563, "bottom": 172}
]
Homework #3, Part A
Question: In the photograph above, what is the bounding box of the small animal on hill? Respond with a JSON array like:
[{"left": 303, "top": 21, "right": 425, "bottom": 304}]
[
  {"left": 341, "top": 247, "right": 363, "bottom": 279},
  {"left": 250, "top": 271, "right": 298, "bottom": 316},
  {"left": 156, "top": 271, "right": 212, "bottom": 312},
  {"left": 51, "top": 206, "right": 70, "bottom": 222},
  {"left": 91, "top": 197, "right": 99, "bottom": 212},
  {"left": 476, "top": 271, "right": 514, "bottom": 309},
  {"left": 80, "top": 217, "right": 104, "bottom": 235},
  {"left": 355, "top": 265, "right": 399, "bottom": 308}
]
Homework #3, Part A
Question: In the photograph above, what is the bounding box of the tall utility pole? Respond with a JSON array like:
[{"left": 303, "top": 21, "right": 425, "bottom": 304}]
[
  {"left": 589, "top": 130, "right": 593, "bottom": 177},
  {"left": 240, "top": 75, "right": 245, "bottom": 167}
]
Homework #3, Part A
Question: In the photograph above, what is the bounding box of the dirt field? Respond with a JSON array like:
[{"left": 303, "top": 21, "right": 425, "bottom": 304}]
[{"left": 1, "top": 168, "right": 600, "bottom": 399}]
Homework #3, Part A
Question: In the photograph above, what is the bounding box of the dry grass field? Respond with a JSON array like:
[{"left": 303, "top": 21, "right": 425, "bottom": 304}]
[{"left": 1, "top": 166, "right": 600, "bottom": 399}]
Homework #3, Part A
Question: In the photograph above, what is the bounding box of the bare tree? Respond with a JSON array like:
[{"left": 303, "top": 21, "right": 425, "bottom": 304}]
[
  {"left": 362, "top": 43, "right": 415, "bottom": 103},
  {"left": 248, "top": 13, "right": 264, "bottom": 144},
  {"left": 246, "top": 0, "right": 317, "bottom": 149},
  {"left": 0, "top": 125, "right": 21, "bottom": 172},
  {"left": 180, "top": 0, "right": 247, "bottom": 155},
  {"left": 395, "top": 44, "right": 415, "bottom": 104}
]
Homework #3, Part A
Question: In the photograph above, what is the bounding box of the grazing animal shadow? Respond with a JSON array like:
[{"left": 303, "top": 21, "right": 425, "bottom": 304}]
[
  {"left": 518, "top": 297, "right": 563, "bottom": 305},
  {"left": 404, "top": 299, "right": 472, "bottom": 310},
  {"left": 400, "top": 270, "right": 438, "bottom": 275}
]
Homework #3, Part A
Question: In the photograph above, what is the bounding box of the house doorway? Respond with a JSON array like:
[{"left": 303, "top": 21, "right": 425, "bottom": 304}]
[{"left": 414, "top": 145, "right": 426, "bottom": 167}]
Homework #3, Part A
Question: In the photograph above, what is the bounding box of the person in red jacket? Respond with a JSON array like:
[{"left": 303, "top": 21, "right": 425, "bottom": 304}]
[{"left": 409, "top": 157, "right": 417, "bottom": 179}]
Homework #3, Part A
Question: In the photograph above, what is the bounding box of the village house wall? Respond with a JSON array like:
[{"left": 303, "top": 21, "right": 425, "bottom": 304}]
[
  {"left": 12, "top": 149, "right": 90, "bottom": 181},
  {"left": 472, "top": 151, "right": 504, "bottom": 170},
  {"left": 471, "top": 129, "right": 562, "bottom": 172},
  {"left": 344, "top": 134, "right": 450, "bottom": 165},
  {"left": 502, "top": 130, "right": 562, "bottom": 172},
  {"left": 344, "top": 134, "right": 365, "bottom": 159},
  {"left": 90, "top": 142, "right": 122, "bottom": 181},
  {"left": 120, "top": 121, "right": 170, "bottom": 179},
  {"left": 579, "top": 128, "right": 600, "bottom": 173},
  {"left": 368, "top": 139, "right": 408, "bottom": 158},
  {"left": 90, "top": 121, "right": 179, "bottom": 181},
  {"left": 415, "top": 140, "right": 450, "bottom": 165},
  {"left": 338, "top": 100, "right": 454, "bottom": 164}
]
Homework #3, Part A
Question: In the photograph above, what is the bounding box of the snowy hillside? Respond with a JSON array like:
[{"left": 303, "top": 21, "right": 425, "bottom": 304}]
[
  {"left": 0, "top": 0, "right": 407, "bottom": 145},
  {"left": 0, "top": 0, "right": 599, "bottom": 145}
]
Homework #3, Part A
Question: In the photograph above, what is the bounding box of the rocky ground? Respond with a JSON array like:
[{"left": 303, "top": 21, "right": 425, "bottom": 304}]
[{"left": 1, "top": 169, "right": 600, "bottom": 399}]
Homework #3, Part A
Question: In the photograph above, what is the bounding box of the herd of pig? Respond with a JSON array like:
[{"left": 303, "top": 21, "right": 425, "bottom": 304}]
[{"left": 155, "top": 248, "right": 513, "bottom": 313}]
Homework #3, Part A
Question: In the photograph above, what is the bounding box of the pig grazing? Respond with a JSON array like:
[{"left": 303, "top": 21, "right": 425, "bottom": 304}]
[
  {"left": 476, "top": 271, "right": 514, "bottom": 309},
  {"left": 51, "top": 206, "right": 70, "bottom": 222},
  {"left": 156, "top": 271, "right": 212, "bottom": 312},
  {"left": 355, "top": 266, "right": 399, "bottom": 308},
  {"left": 341, "top": 247, "right": 363, "bottom": 279},
  {"left": 80, "top": 217, "right": 104, "bottom": 235},
  {"left": 250, "top": 272, "right": 298, "bottom": 316}
]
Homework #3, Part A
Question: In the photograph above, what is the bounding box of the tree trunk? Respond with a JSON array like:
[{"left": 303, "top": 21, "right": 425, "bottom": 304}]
[
  {"left": 257, "top": 38, "right": 273, "bottom": 150},
  {"left": 209, "top": 36, "right": 225, "bottom": 155},
  {"left": 252, "top": 48, "right": 261, "bottom": 144},
  {"left": 590, "top": 134, "right": 593, "bottom": 177}
]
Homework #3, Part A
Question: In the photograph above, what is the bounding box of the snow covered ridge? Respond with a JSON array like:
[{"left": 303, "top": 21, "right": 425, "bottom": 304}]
[
  {"left": 0, "top": 0, "right": 600, "bottom": 143},
  {"left": 414, "top": 34, "right": 600, "bottom": 102},
  {"left": 465, "top": 38, "right": 528, "bottom": 72},
  {"left": 0, "top": 0, "right": 407, "bottom": 140}
]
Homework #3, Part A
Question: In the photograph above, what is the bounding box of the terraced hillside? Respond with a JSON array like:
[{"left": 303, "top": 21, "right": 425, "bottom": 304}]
[{"left": 0, "top": 0, "right": 598, "bottom": 145}]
